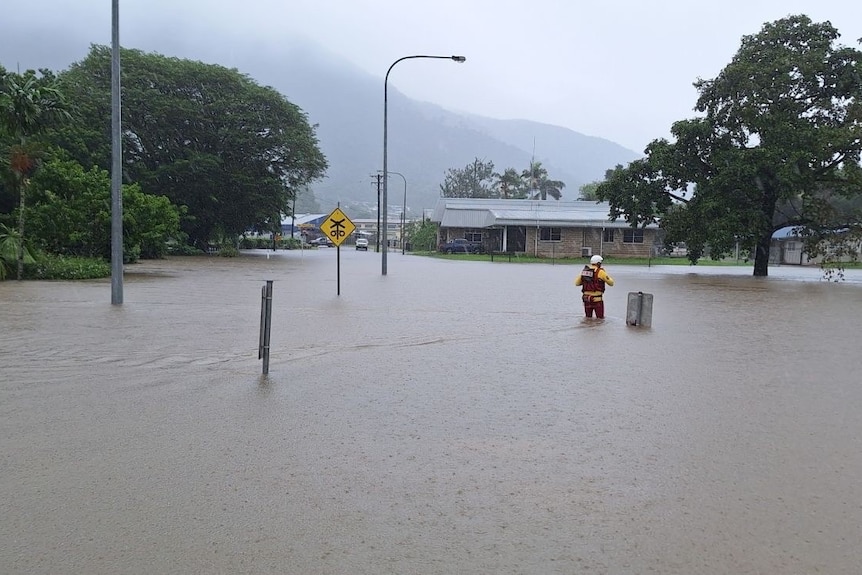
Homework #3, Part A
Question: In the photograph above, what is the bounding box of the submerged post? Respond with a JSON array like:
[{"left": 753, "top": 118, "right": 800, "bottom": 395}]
[
  {"left": 626, "top": 291, "right": 653, "bottom": 327},
  {"left": 259, "top": 280, "right": 274, "bottom": 374}
]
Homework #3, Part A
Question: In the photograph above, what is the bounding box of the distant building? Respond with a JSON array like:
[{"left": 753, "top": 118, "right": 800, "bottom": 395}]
[
  {"left": 431, "top": 198, "right": 660, "bottom": 258},
  {"left": 280, "top": 213, "right": 328, "bottom": 237},
  {"left": 771, "top": 226, "right": 861, "bottom": 265}
]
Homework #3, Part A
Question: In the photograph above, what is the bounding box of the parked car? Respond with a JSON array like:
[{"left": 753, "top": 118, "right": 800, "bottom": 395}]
[
  {"left": 665, "top": 242, "right": 688, "bottom": 257},
  {"left": 355, "top": 238, "right": 369, "bottom": 251},
  {"left": 309, "top": 236, "right": 334, "bottom": 247},
  {"left": 438, "top": 238, "right": 483, "bottom": 254}
]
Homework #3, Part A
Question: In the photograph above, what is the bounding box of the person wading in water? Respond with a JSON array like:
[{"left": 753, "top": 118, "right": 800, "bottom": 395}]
[{"left": 574, "top": 254, "right": 614, "bottom": 318}]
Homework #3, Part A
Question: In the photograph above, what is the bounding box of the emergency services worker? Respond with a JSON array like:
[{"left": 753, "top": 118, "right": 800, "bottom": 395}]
[{"left": 574, "top": 254, "right": 615, "bottom": 318}]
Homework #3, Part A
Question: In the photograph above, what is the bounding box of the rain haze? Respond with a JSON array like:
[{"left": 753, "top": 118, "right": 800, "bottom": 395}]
[
  {"left": 2, "top": 0, "right": 862, "bottom": 152},
  {"left": 4, "top": 3, "right": 862, "bottom": 574}
]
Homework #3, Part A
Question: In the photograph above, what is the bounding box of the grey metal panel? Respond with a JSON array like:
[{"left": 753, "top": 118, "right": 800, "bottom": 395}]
[
  {"left": 439, "top": 209, "right": 495, "bottom": 228},
  {"left": 626, "top": 292, "right": 654, "bottom": 327}
]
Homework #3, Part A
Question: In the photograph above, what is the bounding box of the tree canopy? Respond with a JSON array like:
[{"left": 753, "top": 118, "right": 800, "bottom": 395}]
[
  {"left": 596, "top": 15, "right": 862, "bottom": 276},
  {"left": 440, "top": 158, "right": 497, "bottom": 198},
  {"left": 57, "top": 46, "right": 327, "bottom": 248},
  {"left": 440, "top": 157, "right": 566, "bottom": 200}
]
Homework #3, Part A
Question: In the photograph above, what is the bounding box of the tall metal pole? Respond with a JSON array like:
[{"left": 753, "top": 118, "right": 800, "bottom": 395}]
[
  {"left": 110, "top": 0, "right": 123, "bottom": 304},
  {"left": 374, "top": 174, "right": 382, "bottom": 253},
  {"left": 402, "top": 177, "right": 407, "bottom": 255},
  {"left": 290, "top": 193, "right": 296, "bottom": 239},
  {"left": 382, "top": 54, "right": 465, "bottom": 275}
]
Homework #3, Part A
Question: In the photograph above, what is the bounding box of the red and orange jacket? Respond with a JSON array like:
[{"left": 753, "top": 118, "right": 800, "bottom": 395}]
[{"left": 574, "top": 264, "right": 614, "bottom": 296}]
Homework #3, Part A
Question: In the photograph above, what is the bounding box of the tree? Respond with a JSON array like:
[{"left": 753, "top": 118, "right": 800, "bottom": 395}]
[
  {"left": 578, "top": 180, "right": 603, "bottom": 201},
  {"left": 521, "top": 161, "right": 565, "bottom": 200},
  {"left": 0, "top": 69, "right": 70, "bottom": 279},
  {"left": 0, "top": 223, "right": 35, "bottom": 280},
  {"left": 596, "top": 15, "right": 862, "bottom": 276},
  {"left": 58, "top": 46, "right": 327, "bottom": 249},
  {"left": 440, "top": 158, "right": 496, "bottom": 198},
  {"left": 403, "top": 218, "right": 438, "bottom": 252},
  {"left": 495, "top": 167, "right": 525, "bottom": 199},
  {"left": 26, "top": 157, "right": 181, "bottom": 261}
]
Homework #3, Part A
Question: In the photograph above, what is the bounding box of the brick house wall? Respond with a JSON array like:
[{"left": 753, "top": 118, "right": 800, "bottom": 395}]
[
  {"left": 440, "top": 225, "right": 658, "bottom": 258},
  {"left": 526, "top": 227, "right": 656, "bottom": 258}
]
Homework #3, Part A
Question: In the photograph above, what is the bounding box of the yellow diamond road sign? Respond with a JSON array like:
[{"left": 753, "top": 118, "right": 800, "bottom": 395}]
[{"left": 320, "top": 207, "right": 355, "bottom": 247}]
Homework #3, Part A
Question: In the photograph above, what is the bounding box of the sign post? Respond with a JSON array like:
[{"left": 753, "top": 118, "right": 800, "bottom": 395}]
[{"left": 320, "top": 206, "right": 356, "bottom": 296}]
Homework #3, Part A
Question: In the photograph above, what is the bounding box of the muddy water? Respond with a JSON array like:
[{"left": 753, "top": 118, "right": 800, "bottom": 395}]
[{"left": 2, "top": 249, "right": 861, "bottom": 575}]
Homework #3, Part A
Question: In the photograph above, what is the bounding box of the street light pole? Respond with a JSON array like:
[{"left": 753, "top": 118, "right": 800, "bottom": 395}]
[
  {"left": 110, "top": 0, "right": 123, "bottom": 304},
  {"left": 382, "top": 54, "right": 465, "bottom": 275}
]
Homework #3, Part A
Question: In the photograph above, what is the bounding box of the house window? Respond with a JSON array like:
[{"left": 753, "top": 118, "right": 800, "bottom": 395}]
[
  {"left": 465, "top": 229, "right": 483, "bottom": 242},
  {"left": 539, "top": 227, "right": 561, "bottom": 241},
  {"left": 623, "top": 229, "right": 644, "bottom": 243},
  {"left": 603, "top": 229, "right": 615, "bottom": 243}
]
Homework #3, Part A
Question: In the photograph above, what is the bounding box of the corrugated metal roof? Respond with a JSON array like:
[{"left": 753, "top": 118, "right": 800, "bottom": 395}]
[
  {"left": 439, "top": 209, "right": 497, "bottom": 228},
  {"left": 773, "top": 226, "right": 802, "bottom": 239},
  {"left": 281, "top": 213, "right": 328, "bottom": 227},
  {"left": 431, "top": 198, "right": 658, "bottom": 229}
]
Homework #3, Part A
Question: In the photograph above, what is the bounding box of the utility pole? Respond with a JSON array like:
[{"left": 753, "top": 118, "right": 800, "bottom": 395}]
[{"left": 373, "top": 173, "right": 382, "bottom": 253}]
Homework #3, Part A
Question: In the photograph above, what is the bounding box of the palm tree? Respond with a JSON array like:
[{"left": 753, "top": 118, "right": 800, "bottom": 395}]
[
  {"left": 521, "top": 161, "right": 565, "bottom": 200},
  {"left": 0, "top": 71, "right": 70, "bottom": 279},
  {"left": 0, "top": 223, "right": 35, "bottom": 280}
]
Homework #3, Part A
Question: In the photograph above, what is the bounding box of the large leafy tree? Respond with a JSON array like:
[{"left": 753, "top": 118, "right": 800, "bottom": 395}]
[
  {"left": 440, "top": 158, "right": 497, "bottom": 198},
  {"left": 0, "top": 68, "right": 71, "bottom": 279},
  {"left": 58, "top": 46, "right": 327, "bottom": 249},
  {"left": 495, "top": 167, "right": 525, "bottom": 199},
  {"left": 597, "top": 15, "right": 862, "bottom": 276}
]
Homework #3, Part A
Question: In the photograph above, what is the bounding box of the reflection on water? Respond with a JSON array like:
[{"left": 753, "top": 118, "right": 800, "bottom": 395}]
[{"left": 2, "top": 251, "right": 861, "bottom": 574}]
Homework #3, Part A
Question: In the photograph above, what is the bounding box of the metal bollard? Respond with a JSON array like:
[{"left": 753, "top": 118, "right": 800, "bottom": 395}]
[
  {"left": 626, "top": 291, "right": 653, "bottom": 327},
  {"left": 259, "top": 280, "right": 273, "bottom": 374}
]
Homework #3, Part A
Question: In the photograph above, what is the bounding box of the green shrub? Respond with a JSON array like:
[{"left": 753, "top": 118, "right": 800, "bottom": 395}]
[
  {"left": 219, "top": 245, "right": 240, "bottom": 257},
  {"left": 22, "top": 252, "right": 111, "bottom": 280},
  {"left": 27, "top": 158, "right": 181, "bottom": 261},
  {"left": 281, "top": 237, "right": 301, "bottom": 250},
  {"left": 239, "top": 236, "right": 257, "bottom": 249},
  {"left": 166, "top": 242, "right": 204, "bottom": 256}
]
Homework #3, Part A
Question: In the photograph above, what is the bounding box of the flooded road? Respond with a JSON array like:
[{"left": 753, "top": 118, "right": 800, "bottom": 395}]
[{"left": 2, "top": 249, "right": 861, "bottom": 574}]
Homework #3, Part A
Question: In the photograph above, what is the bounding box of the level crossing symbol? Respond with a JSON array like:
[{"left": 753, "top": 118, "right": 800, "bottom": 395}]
[{"left": 320, "top": 207, "right": 355, "bottom": 247}]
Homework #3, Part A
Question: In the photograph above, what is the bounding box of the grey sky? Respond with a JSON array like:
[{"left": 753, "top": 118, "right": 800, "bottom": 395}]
[{"left": 6, "top": 0, "right": 862, "bottom": 153}]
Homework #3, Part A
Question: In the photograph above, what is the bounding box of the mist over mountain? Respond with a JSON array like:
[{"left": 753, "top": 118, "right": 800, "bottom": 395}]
[{"left": 1, "top": 23, "right": 641, "bottom": 215}]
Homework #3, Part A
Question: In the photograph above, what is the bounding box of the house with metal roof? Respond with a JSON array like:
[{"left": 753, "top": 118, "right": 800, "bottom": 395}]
[
  {"left": 771, "top": 225, "right": 861, "bottom": 265},
  {"left": 430, "top": 198, "right": 660, "bottom": 258}
]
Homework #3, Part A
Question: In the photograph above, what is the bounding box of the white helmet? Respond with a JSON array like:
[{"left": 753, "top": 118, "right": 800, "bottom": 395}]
[{"left": 590, "top": 255, "right": 603, "bottom": 265}]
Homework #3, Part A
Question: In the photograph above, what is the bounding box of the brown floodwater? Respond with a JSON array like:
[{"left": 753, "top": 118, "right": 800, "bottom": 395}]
[{"left": 2, "top": 249, "right": 861, "bottom": 574}]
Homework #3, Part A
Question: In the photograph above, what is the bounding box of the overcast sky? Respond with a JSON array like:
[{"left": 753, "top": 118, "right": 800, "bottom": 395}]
[{"left": 5, "top": 0, "right": 862, "bottom": 153}]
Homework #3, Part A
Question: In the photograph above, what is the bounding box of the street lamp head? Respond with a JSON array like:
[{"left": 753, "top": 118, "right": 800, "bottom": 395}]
[{"left": 451, "top": 56, "right": 466, "bottom": 63}]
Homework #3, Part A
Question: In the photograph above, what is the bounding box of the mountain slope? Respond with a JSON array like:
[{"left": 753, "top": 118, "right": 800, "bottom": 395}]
[{"left": 0, "top": 25, "right": 641, "bottom": 214}]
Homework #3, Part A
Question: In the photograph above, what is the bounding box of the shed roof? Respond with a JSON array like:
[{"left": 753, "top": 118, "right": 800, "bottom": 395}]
[{"left": 281, "top": 213, "right": 328, "bottom": 227}]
